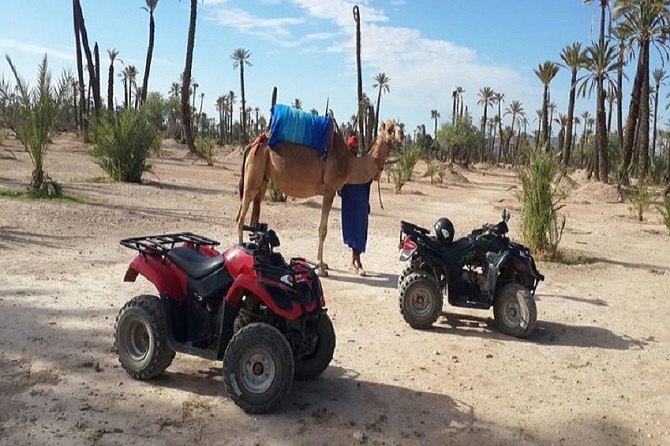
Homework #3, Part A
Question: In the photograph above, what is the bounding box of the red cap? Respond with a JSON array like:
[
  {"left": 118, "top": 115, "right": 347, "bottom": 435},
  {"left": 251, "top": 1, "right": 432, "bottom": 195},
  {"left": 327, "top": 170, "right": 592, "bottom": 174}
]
[{"left": 347, "top": 135, "right": 358, "bottom": 147}]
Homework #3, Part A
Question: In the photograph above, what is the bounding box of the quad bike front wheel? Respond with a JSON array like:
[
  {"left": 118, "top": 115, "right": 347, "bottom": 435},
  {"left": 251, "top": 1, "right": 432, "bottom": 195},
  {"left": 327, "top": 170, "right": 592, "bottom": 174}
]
[
  {"left": 115, "top": 295, "right": 175, "bottom": 380},
  {"left": 493, "top": 283, "right": 537, "bottom": 338},
  {"left": 223, "top": 322, "right": 294, "bottom": 414},
  {"left": 294, "top": 313, "right": 336, "bottom": 381},
  {"left": 398, "top": 271, "right": 443, "bottom": 329}
]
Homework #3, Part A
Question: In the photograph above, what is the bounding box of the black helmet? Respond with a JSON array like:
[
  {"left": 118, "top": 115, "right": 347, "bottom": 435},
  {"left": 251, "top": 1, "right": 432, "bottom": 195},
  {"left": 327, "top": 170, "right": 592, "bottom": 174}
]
[{"left": 434, "top": 217, "right": 455, "bottom": 244}]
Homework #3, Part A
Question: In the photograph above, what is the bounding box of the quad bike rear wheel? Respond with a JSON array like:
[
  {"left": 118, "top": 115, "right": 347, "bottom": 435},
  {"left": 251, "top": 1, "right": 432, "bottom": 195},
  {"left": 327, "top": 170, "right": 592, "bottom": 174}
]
[
  {"left": 294, "top": 313, "right": 336, "bottom": 381},
  {"left": 493, "top": 283, "right": 537, "bottom": 338},
  {"left": 399, "top": 271, "right": 443, "bottom": 329},
  {"left": 223, "top": 322, "right": 294, "bottom": 414},
  {"left": 115, "top": 295, "right": 175, "bottom": 379},
  {"left": 397, "top": 257, "right": 425, "bottom": 287}
]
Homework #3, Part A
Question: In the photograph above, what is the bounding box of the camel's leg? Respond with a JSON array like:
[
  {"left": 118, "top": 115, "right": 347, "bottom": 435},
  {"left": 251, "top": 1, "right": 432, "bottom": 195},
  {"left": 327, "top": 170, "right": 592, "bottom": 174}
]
[
  {"left": 236, "top": 148, "right": 268, "bottom": 243},
  {"left": 316, "top": 191, "right": 336, "bottom": 277},
  {"left": 250, "top": 181, "right": 267, "bottom": 226},
  {"left": 236, "top": 192, "right": 255, "bottom": 243}
]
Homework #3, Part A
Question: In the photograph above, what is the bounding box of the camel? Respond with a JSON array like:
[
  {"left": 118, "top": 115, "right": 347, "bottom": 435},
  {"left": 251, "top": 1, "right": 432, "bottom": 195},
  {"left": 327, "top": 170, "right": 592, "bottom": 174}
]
[{"left": 236, "top": 120, "right": 404, "bottom": 276}]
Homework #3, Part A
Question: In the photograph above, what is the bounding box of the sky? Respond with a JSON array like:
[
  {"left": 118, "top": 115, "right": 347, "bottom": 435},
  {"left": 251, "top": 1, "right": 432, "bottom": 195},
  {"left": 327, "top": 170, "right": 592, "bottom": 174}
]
[{"left": 0, "top": 0, "right": 658, "bottom": 137}]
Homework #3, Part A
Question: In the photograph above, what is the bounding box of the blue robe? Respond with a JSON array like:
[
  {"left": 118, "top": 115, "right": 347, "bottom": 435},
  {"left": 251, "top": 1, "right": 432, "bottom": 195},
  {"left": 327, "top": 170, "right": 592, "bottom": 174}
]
[{"left": 339, "top": 180, "right": 372, "bottom": 253}]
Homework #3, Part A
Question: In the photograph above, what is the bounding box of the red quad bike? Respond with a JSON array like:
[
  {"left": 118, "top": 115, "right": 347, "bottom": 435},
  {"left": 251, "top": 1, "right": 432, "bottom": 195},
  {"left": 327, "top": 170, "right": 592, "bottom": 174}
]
[{"left": 115, "top": 222, "right": 335, "bottom": 414}]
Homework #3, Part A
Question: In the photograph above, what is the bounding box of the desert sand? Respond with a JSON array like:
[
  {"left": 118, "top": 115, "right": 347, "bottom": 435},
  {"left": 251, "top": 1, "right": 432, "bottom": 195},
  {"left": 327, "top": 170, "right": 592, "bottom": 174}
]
[{"left": 1, "top": 133, "right": 669, "bottom": 446}]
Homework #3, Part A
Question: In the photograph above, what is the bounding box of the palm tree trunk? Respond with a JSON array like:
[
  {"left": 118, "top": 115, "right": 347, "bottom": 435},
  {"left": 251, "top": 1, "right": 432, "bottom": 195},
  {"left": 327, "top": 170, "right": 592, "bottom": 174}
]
[
  {"left": 617, "top": 37, "right": 624, "bottom": 159},
  {"left": 353, "top": 6, "right": 365, "bottom": 151},
  {"left": 198, "top": 94, "right": 204, "bottom": 138},
  {"left": 181, "top": 0, "right": 198, "bottom": 153},
  {"left": 73, "top": 0, "right": 101, "bottom": 115},
  {"left": 374, "top": 88, "right": 382, "bottom": 140},
  {"left": 240, "top": 65, "right": 247, "bottom": 143},
  {"left": 141, "top": 11, "right": 155, "bottom": 105},
  {"left": 622, "top": 47, "right": 645, "bottom": 183},
  {"left": 107, "top": 62, "right": 114, "bottom": 112},
  {"left": 72, "top": 0, "right": 86, "bottom": 132},
  {"left": 653, "top": 85, "right": 660, "bottom": 160},
  {"left": 542, "top": 85, "right": 549, "bottom": 150},
  {"left": 94, "top": 43, "right": 101, "bottom": 115},
  {"left": 639, "top": 42, "right": 651, "bottom": 179},
  {"left": 481, "top": 107, "right": 488, "bottom": 161},
  {"left": 607, "top": 96, "right": 613, "bottom": 135},
  {"left": 597, "top": 87, "right": 608, "bottom": 183},
  {"left": 564, "top": 69, "right": 577, "bottom": 166}
]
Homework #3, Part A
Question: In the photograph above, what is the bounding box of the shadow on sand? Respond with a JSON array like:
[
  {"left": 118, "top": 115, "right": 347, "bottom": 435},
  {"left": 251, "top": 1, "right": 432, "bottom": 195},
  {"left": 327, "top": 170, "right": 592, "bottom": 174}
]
[
  {"left": 323, "top": 272, "right": 398, "bottom": 289},
  {"left": 432, "top": 312, "right": 648, "bottom": 350}
]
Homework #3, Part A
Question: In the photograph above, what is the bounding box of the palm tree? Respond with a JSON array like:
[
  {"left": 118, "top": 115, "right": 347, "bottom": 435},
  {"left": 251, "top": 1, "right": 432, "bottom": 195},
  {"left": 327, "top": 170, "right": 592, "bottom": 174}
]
[
  {"left": 478, "top": 87, "right": 495, "bottom": 160},
  {"left": 493, "top": 92, "right": 505, "bottom": 158},
  {"left": 215, "top": 95, "right": 227, "bottom": 144},
  {"left": 504, "top": 100, "right": 524, "bottom": 160},
  {"left": 652, "top": 68, "right": 667, "bottom": 158},
  {"left": 291, "top": 98, "right": 303, "bottom": 110},
  {"left": 126, "top": 65, "right": 138, "bottom": 109},
  {"left": 611, "top": 25, "right": 627, "bottom": 158},
  {"left": 372, "top": 72, "right": 390, "bottom": 139},
  {"left": 196, "top": 91, "right": 205, "bottom": 136},
  {"left": 554, "top": 113, "right": 570, "bottom": 159},
  {"left": 181, "top": 0, "right": 199, "bottom": 153},
  {"left": 106, "top": 48, "right": 121, "bottom": 112},
  {"left": 227, "top": 90, "right": 236, "bottom": 142},
  {"left": 0, "top": 55, "right": 69, "bottom": 193},
  {"left": 451, "top": 86, "right": 465, "bottom": 124},
  {"left": 231, "top": 48, "right": 252, "bottom": 143},
  {"left": 579, "top": 40, "right": 618, "bottom": 182},
  {"left": 534, "top": 61, "right": 560, "bottom": 150},
  {"left": 560, "top": 42, "right": 587, "bottom": 166},
  {"left": 169, "top": 82, "right": 180, "bottom": 98},
  {"left": 430, "top": 109, "right": 441, "bottom": 138},
  {"left": 615, "top": 0, "right": 670, "bottom": 180},
  {"left": 140, "top": 0, "right": 159, "bottom": 104}
]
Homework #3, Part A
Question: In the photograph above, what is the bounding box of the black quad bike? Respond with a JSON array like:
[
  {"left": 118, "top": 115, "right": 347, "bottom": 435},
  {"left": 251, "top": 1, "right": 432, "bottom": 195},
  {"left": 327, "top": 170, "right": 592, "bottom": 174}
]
[
  {"left": 115, "top": 222, "right": 335, "bottom": 413},
  {"left": 397, "top": 210, "right": 544, "bottom": 338}
]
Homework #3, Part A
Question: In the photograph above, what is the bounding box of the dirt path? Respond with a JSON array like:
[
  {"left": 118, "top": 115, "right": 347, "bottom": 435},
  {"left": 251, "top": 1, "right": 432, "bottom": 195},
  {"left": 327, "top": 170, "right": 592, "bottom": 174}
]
[{"left": 1, "top": 134, "right": 669, "bottom": 445}]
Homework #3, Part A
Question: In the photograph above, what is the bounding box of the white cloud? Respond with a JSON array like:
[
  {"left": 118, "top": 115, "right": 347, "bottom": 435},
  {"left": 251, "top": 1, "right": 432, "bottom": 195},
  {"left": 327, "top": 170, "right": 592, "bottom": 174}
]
[
  {"left": 288, "top": 0, "right": 537, "bottom": 124},
  {"left": 206, "top": 7, "right": 304, "bottom": 42},
  {"left": 0, "top": 39, "right": 75, "bottom": 61},
  {"left": 201, "top": 0, "right": 540, "bottom": 128}
]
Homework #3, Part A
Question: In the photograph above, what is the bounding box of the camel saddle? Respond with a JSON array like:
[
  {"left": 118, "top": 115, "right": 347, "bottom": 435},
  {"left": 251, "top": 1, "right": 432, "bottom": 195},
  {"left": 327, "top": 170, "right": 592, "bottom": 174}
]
[{"left": 268, "top": 104, "right": 333, "bottom": 159}]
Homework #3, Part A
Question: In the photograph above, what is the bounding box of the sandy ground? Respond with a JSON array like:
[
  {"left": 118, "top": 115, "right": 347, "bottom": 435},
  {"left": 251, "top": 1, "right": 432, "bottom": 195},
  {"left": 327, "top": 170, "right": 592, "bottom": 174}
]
[{"left": 1, "top": 133, "right": 669, "bottom": 446}]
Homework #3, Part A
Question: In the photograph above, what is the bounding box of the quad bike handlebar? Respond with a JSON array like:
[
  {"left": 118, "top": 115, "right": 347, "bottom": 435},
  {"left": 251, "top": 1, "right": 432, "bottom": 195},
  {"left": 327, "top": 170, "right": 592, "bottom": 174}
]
[{"left": 242, "top": 222, "right": 280, "bottom": 251}]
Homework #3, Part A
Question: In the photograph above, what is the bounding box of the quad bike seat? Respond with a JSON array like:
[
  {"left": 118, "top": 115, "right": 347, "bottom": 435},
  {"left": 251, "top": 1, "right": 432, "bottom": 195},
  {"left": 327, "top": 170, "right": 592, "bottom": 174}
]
[
  {"left": 438, "top": 237, "right": 474, "bottom": 269},
  {"left": 167, "top": 247, "right": 224, "bottom": 279}
]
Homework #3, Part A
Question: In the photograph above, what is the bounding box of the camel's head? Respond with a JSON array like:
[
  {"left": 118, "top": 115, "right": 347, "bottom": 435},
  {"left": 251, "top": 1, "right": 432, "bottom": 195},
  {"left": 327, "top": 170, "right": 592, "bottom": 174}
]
[
  {"left": 370, "top": 120, "right": 404, "bottom": 180},
  {"left": 376, "top": 119, "right": 404, "bottom": 160}
]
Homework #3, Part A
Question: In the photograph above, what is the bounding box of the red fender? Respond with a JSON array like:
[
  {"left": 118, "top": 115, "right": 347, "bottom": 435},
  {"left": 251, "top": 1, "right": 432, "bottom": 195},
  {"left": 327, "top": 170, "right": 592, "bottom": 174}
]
[
  {"left": 124, "top": 255, "right": 186, "bottom": 300},
  {"left": 226, "top": 274, "right": 309, "bottom": 320}
]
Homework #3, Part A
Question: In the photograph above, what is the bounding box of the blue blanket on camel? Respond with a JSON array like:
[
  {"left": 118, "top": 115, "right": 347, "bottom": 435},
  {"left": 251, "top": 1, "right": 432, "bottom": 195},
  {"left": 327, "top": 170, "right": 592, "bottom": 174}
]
[{"left": 268, "top": 104, "right": 333, "bottom": 159}]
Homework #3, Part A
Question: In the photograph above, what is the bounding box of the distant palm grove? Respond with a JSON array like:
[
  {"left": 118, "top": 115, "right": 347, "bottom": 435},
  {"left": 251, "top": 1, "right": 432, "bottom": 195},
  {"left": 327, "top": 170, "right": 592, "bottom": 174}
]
[{"left": 2, "top": 0, "right": 670, "bottom": 195}]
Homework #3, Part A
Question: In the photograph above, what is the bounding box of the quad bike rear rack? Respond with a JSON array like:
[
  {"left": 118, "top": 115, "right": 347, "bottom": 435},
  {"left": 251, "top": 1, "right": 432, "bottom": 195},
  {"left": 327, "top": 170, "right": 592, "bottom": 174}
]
[{"left": 120, "top": 232, "right": 220, "bottom": 257}]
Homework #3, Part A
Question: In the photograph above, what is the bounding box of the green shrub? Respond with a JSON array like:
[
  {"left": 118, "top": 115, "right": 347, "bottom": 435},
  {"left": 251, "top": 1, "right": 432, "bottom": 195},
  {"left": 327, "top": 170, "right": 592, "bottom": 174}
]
[
  {"left": 628, "top": 180, "right": 652, "bottom": 222},
  {"left": 0, "top": 55, "right": 69, "bottom": 195},
  {"left": 91, "top": 108, "right": 158, "bottom": 183},
  {"left": 195, "top": 136, "right": 216, "bottom": 166},
  {"left": 659, "top": 198, "right": 670, "bottom": 233},
  {"left": 387, "top": 144, "right": 421, "bottom": 193},
  {"left": 266, "top": 179, "right": 286, "bottom": 202},
  {"left": 516, "top": 147, "right": 566, "bottom": 260},
  {"left": 425, "top": 160, "right": 440, "bottom": 184}
]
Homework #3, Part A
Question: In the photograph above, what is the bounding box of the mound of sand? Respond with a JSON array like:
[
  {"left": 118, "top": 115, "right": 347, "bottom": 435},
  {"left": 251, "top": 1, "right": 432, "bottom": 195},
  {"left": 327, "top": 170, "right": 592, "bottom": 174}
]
[
  {"left": 555, "top": 174, "right": 580, "bottom": 194},
  {"left": 443, "top": 168, "right": 470, "bottom": 184},
  {"left": 568, "top": 181, "right": 622, "bottom": 204}
]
